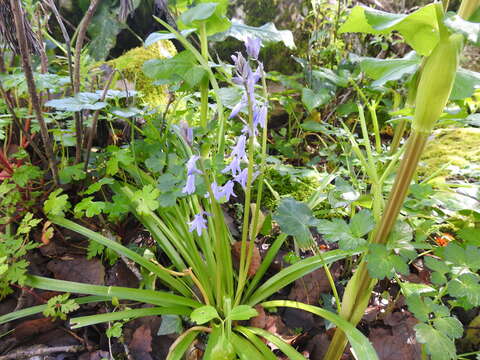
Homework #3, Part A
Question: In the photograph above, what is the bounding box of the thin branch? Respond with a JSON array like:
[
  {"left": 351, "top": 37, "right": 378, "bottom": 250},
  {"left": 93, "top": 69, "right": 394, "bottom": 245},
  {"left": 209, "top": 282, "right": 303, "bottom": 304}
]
[
  {"left": 0, "top": 82, "right": 49, "bottom": 167},
  {"left": 0, "top": 345, "right": 85, "bottom": 360},
  {"left": 73, "top": 0, "right": 101, "bottom": 164},
  {"left": 83, "top": 69, "right": 115, "bottom": 172},
  {"left": 10, "top": 0, "right": 59, "bottom": 185},
  {"left": 45, "top": 0, "right": 74, "bottom": 89}
]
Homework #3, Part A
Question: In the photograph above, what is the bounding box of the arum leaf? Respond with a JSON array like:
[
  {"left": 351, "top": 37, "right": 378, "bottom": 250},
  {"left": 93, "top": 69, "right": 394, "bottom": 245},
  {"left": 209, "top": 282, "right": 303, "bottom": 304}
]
[
  {"left": 144, "top": 29, "right": 196, "bottom": 47},
  {"left": 451, "top": 68, "right": 480, "bottom": 100},
  {"left": 444, "top": 14, "right": 480, "bottom": 46},
  {"left": 302, "top": 88, "right": 331, "bottom": 112},
  {"left": 211, "top": 20, "right": 296, "bottom": 49},
  {"left": 180, "top": 3, "right": 218, "bottom": 25},
  {"left": 359, "top": 52, "right": 421, "bottom": 86},
  {"left": 339, "top": 4, "right": 440, "bottom": 55}
]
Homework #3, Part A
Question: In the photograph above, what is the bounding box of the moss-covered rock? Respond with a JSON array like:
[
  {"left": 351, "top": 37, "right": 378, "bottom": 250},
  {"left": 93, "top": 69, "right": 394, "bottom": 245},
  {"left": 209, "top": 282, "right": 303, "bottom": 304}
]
[
  {"left": 108, "top": 40, "right": 176, "bottom": 107},
  {"left": 419, "top": 127, "right": 480, "bottom": 177}
]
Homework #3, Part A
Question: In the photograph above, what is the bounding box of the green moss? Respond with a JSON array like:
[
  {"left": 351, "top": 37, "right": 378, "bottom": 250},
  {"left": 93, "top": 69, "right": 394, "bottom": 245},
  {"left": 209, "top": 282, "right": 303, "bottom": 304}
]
[
  {"left": 418, "top": 128, "right": 480, "bottom": 177},
  {"left": 260, "top": 167, "right": 320, "bottom": 210},
  {"left": 108, "top": 40, "right": 177, "bottom": 107}
]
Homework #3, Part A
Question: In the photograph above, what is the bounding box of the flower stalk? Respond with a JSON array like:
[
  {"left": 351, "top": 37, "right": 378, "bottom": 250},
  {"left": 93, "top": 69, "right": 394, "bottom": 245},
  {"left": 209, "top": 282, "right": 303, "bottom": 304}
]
[{"left": 324, "top": 15, "right": 465, "bottom": 360}]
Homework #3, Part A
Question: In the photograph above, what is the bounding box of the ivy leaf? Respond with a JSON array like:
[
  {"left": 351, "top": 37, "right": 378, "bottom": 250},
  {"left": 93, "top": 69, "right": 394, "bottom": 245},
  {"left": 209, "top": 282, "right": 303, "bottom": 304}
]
[
  {"left": 339, "top": 4, "right": 440, "bottom": 56},
  {"left": 448, "top": 273, "right": 480, "bottom": 306},
  {"left": 228, "top": 305, "right": 258, "bottom": 321},
  {"left": 157, "top": 314, "right": 183, "bottom": 335},
  {"left": 350, "top": 210, "right": 375, "bottom": 238},
  {"left": 134, "top": 185, "right": 160, "bottom": 215},
  {"left": 44, "top": 189, "right": 71, "bottom": 217},
  {"left": 415, "top": 323, "right": 457, "bottom": 360},
  {"left": 190, "top": 305, "right": 219, "bottom": 325},
  {"left": 433, "top": 317, "right": 463, "bottom": 339},
  {"left": 273, "top": 198, "right": 318, "bottom": 249},
  {"left": 366, "top": 244, "right": 409, "bottom": 279},
  {"left": 59, "top": 163, "right": 86, "bottom": 184}
]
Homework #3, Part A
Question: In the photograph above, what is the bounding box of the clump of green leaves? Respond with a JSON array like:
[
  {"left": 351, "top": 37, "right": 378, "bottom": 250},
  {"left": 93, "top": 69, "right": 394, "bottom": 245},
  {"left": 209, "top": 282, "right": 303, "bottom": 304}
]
[
  {"left": 43, "top": 294, "right": 80, "bottom": 320},
  {"left": 0, "top": 213, "right": 41, "bottom": 298}
]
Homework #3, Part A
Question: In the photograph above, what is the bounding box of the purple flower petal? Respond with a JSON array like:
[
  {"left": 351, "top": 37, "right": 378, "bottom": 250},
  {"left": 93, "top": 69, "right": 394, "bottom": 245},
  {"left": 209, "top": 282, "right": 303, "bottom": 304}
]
[
  {"left": 188, "top": 212, "right": 209, "bottom": 236},
  {"left": 245, "top": 37, "right": 261, "bottom": 59}
]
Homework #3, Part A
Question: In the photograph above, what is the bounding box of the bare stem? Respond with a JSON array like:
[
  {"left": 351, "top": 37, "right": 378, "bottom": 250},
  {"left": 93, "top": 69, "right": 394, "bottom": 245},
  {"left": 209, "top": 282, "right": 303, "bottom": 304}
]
[
  {"left": 73, "top": 0, "right": 101, "bottom": 164},
  {"left": 10, "top": 0, "right": 59, "bottom": 185}
]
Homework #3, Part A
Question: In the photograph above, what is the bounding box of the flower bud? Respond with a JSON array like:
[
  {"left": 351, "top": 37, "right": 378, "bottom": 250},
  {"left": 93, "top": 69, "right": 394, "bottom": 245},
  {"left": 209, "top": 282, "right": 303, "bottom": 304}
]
[{"left": 412, "top": 33, "right": 463, "bottom": 134}]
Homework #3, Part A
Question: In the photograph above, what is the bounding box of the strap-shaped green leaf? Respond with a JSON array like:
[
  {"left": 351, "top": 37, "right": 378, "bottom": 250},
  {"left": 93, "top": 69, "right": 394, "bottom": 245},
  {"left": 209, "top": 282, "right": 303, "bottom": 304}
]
[
  {"left": 261, "top": 300, "right": 379, "bottom": 360},
  {"left": 24, "top": 275, "right": 201, "bottom": 308},
  {"left": 71, "top": 306, "right": 191, "bottom": 328}
]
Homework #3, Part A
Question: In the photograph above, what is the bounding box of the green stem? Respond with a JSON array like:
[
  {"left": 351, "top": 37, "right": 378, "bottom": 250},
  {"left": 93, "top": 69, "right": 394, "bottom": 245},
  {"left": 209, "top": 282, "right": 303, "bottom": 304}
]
[
  {"left": 235, "top": 83, "right": 256, "bottom": 306},
  {"left": 199, "top": 23, "right": 209, "bottom": 128},
  {"left": 323, "top": 131, "right": 429, "bottom": 360}
]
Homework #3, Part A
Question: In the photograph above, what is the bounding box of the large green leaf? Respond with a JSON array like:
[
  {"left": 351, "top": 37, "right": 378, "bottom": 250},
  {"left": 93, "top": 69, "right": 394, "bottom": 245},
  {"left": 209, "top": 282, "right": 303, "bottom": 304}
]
[
  {"left": 359, "top": 52, "right": 420, "bottom": 86},
  {"left": 177, "top": 2, "right": 230, "bottom": 36},
  {"left": 451, "top": 68, "right": 480, "bottom": 100},
  {"left": 301, "top": 88, "right": 332, "bottom": 112},
  {"left": 210, "top": 20, "right": 296, "bottom": 49},
  {"left": 339, "top": 4, "right": 440, "bottom": 55},
  {"left": 445, "top": 14, "right": 480, "bottom": 46},
  {"left": 45, "top": 93, "right": 107, "bottom": 112},
  {"left": 260, "top": 301, "right": 379, "bottom": 360},
  {"left": 273, "top": 197, "right": 318, "bottom": 248},
  {"left": 88, "top": 3, "right": 125, "bottom": 61}
]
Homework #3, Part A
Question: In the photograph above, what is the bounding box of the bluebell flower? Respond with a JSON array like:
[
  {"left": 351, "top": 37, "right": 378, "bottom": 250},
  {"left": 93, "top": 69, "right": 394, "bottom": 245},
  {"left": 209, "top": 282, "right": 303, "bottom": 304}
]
[
  {"left": 186, "top": 155, "right": 202, "bottom": 176},
  {"left": 230, "top": 135, "right": 248, "bottom": 161},
  {"left": 222, "top": 156, "right": 242, "bottom": 176},
  {"left": 222, "top": 180, "right": 237, "bottom": 201},
  {"left": 208, "top": 181, "right": 225, "bottom": 201},
  {"left": 182, "top": 155, "right": 202, "bottom": 195},
  {"left": 180, "top": 120, "right": 193, "bottom": 146},
  {"left": 234, "top": 167, "right": 249, "bottom": 189},
  {"left": 245, "top": 37, "right": 261, "bottom": 60},
  {"left": 188, "top": 212, "right": 209, "bottom": 236},
  {"left": 253, "top": 104, "right": 267, "bottom": 129},
  {"left": 182, "top": 174, "right": 196, "bottom": 194}
]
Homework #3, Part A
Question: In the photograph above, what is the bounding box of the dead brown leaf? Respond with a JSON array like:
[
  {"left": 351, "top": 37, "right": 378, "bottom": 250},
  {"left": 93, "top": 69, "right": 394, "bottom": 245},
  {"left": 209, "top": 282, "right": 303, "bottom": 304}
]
[
  {"left": 47, "top": 257, "right": 105, "bottom": 285},
  {"left": 231, "top": 241, "right": 261, "bottom": 278},
  {"left": 129, "top": 324, "right": 153, "bottom": 360}
]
